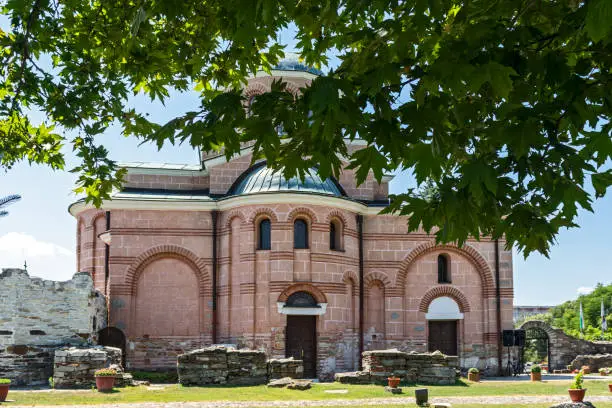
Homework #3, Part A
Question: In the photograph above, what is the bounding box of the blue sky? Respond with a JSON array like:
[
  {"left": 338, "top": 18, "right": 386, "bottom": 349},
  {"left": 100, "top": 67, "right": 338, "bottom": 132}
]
[{"left": 0, "top": 22, "right": 610, "bottom": 306}]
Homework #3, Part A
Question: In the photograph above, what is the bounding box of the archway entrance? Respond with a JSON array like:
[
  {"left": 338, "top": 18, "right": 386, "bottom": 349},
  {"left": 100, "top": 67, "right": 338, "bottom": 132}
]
[
  {"left": 522, "top": 326, "right": 550, "bottom": 372},
  {"left": 283, "top": 292, "right": 318, "bottom": 378},
  {"left": 426, "top": 296, "right": 463, "bottom": 356},
  {"left": 98, "top": 327, "right": 126, "bottom": 366}
]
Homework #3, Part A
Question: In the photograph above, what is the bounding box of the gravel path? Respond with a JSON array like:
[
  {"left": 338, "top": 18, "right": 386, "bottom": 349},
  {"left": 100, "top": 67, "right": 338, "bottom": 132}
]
[{"left": 5, "top": 395, "right": 612, "bottom": 407}]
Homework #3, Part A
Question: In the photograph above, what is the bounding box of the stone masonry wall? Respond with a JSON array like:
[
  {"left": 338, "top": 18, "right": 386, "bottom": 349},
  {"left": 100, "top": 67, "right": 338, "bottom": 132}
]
[
  {"left": 0, "top": 269, "right": 107, "bottom": 386},
  {"left": 178, "top": 346, "right": 303, "bottom": 386},
  {"left": 335, "top": 349, "right": 458, "bottom": 385},
  {"left": 570, "top": 354, "right": 612, "bottom": 371},
  {"left": 53, "top": 346, "right": 122, "bottom": 389}
]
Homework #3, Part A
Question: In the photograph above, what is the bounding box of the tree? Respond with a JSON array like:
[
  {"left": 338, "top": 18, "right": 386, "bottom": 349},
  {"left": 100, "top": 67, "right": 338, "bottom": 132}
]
[
  {"left": 1, "top": 0, "right": 611, "bottom": 256},
  {"left": 0, "top": 194, "right": 21, "bottom": 218}
]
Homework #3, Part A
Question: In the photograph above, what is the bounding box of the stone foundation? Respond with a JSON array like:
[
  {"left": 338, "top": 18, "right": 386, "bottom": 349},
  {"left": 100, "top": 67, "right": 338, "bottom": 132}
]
[
  {"left": 53, "top": 346, "right": 122, "bottom": 389},
  {"left": 335, "top": 349, "right": 458, "bottom": 385},
  {"left": 0, "top": 345, "right": 56, "bottom": 386},
  {"left": 267, "top": 358, "right": 304, "bottom": 379},
  {"left": 570, "top": 354, "right": 612, "bottom": 372}
]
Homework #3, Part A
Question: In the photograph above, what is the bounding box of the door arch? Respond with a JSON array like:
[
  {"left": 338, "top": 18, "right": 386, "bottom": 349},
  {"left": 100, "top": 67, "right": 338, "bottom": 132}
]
[
  {"left": 283, "top": 291, "right": 318, "bottom": 378},
  {"left": 521, "top": 326, "right": 550, "bottom": 372},
  {"left": 426, "top": 296, "right": 463, "bottom": 356},
  {"left": 98, "top": 327, "right": 127, "bottom": 366}
]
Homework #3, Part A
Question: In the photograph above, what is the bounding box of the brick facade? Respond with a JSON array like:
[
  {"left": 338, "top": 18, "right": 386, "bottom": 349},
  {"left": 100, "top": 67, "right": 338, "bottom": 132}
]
[{"left": 71, "top": 68, "right": 514, "bottom": 379}]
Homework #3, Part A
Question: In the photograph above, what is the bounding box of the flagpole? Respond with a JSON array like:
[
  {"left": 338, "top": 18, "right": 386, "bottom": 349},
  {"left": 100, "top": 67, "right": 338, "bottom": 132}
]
[
  {"left": 579, "top": 301, "right": 584, "bottom": 338},
  {"left": 602, "top": 299, "right": 608, "bottom": 340}
]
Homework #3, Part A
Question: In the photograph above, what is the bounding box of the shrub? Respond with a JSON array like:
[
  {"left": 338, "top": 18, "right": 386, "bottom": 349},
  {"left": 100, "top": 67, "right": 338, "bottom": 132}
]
[
  {"left": 94, "top": 368, "right": 117, "bottom": 377},
  {"left": 131, "top": 371, "right": 178, "bottom": 384},
  {"left": 0, "top": 379, "right": 11, "bottom": 385},
  {"left": 468, "top": 368, "right": 479, "bottom": 374},
  {"left": 570, "top": 372, "right": 584, "bottom": 390},
  {"left": 531, "top": 365, "right": 542, "bottom": 373}
]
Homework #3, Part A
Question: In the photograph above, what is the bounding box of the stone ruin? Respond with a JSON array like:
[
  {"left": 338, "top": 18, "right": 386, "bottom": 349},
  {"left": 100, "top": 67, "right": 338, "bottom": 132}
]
[
  {"left": 570, "top": 354, "right": 612, "bottom": 372},
  {"left": 0, "top": 269, "right": 106, "bottom": 386},
  {"left": 335, "top": 349, "right": 459, "bottom": 385},
  {"left": 53, "top": 346, "right": 125, "bottom": 388},
  {"left": 177, "top": 346, "right": 303, "bottom": 386}
]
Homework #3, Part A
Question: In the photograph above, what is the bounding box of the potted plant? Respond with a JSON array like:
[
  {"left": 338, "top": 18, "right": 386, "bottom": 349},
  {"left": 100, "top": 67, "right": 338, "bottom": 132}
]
[
  {"left": 94, "top": 368, "right": 117, "bottom": 392},
  {"left": 387, "top": 376, "right": 401, "bottom": 388},
  {"left": 599, "top": 368, "right": 609, "bottom": 376},
  {"left": 569, "top": 371, "right": 587, "bottom": 403},
  {"left": 467, "top": 368, "right": 480, "bottom": 382},
  {"left": 581, "top": 365, "right": 591, "bottom": 374},
  {"left": 530, "top": 365, "right": 542, "bottom": 381},
  {"left": 0, "top": 379, "right": 10, "bottom": 402}
]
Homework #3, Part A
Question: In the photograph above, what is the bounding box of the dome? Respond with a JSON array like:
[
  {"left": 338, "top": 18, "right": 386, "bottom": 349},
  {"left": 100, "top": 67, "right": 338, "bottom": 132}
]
[
  {"left": 229, "top": 162, "right": 344, "bottom": 197},
  {"left": 273, "top": 52, "right": 323, "bottom": 76}
]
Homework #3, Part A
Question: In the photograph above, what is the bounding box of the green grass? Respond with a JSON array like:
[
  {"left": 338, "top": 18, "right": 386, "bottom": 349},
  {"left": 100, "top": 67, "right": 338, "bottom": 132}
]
[{"left": 4, "top": 379, "right": 611, "bottom": 406}]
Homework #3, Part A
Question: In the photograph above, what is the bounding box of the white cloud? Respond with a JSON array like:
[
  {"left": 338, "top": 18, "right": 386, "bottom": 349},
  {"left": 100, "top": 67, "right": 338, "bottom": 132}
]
[
  {"left": 577, "top": 286, "right": 594, "bottom": 295},
  {"left": 0, "top": 232, "right": 73, "bottom": 257}
]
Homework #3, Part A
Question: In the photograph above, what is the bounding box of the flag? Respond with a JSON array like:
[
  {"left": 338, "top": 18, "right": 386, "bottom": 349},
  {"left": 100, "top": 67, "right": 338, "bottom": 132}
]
[
  {"left": 603, "top": 299, "right": 608, "bottom": 332},
  {"left": 579, "top": 302, "right": 585, "bottom": 332}
]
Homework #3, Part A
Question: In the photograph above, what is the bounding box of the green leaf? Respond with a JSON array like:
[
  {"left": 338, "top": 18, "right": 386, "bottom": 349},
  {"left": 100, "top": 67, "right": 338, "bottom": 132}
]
[{"left": 586, "top": 0, "right": 612, "bottom": 43}]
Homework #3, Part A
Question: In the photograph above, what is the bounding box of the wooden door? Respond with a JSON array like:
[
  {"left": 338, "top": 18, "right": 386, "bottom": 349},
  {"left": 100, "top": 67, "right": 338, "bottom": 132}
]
[
  {"left": 286, "top": 315, "right": 317, "bottom": 378},
  {"left": 428, "top": 321, "right": 458, "bottom": 356}
]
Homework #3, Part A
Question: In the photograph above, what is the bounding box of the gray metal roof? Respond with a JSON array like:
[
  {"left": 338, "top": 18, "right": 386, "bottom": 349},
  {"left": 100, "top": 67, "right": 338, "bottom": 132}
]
[
  {"left": 230, "top": 164, "right": 344, "bottom": 197},
  {"left": 273, "top": 53, "right": 324, "bottom": 76}
]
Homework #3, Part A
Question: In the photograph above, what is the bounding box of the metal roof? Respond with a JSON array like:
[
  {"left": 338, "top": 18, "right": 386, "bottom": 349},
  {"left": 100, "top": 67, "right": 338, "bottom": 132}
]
[
  {"left": 273, "top": 53, "right": 323, "bottom": 76},
  {"left": 229, "top": 163, "right": 344, "bottom": 197}
]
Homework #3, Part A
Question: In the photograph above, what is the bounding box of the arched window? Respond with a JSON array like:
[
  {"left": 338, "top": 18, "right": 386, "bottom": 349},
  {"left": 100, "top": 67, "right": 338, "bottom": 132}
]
[
  {"left": 286, "top": 291, "right": 318, "bottom": 307},
  {"left": 330, "top": 219, "right": 342, "bottom": 250},
  {"left": 258, "top": 219, "right": 271, "bottom": 250},
  {"left": 438, "top": 254, "right": 451, "bottom": 283},
  {"left": 294, "top": 219, "right": 308, "bottom": 249}
]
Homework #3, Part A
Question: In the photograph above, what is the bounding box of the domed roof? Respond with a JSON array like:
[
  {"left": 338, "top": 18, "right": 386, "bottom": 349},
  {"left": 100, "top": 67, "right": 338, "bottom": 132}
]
[
  {"left": 229, "top": 162, "right": 344, "bottom": 197},
  {"left": 273, "top": 52, "right": 323, "bottom": 76}
]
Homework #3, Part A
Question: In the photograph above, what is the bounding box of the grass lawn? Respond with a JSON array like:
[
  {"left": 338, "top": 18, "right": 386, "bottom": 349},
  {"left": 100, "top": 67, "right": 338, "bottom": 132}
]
[{"left": 4, "top": 379, "right": 611, "bottom": 406}]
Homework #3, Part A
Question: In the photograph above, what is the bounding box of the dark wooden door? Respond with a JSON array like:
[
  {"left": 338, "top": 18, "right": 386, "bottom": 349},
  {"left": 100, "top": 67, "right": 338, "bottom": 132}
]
[
  {"left": 286, "top": 315, "right": 317, "bottom": 378},
  {"left": 98, "top": 327, "right": 127, "bottom": 366},
  {"left": 428, "top": 321, "right": 458, "bottom": 356}
]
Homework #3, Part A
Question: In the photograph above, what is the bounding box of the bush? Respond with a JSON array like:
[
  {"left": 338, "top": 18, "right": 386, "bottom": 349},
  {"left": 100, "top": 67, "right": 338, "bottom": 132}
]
[
  {"left": 94, "top": 368, "right": 117, "bottom": 377},
  {"left": 0, "top": 379, "right": 11, "bottom": 385},
  {"left": 131, "top": 371, "right": 178, "bottom": 384},
  {"left": 570, "top": 372, "right": 584, "bottom": 390},
  {"left": 531, "top": 365, "right": 542, "bottom": 373},
  {"left": 468, "top": 368, "right": 479, "bottom": 374}
]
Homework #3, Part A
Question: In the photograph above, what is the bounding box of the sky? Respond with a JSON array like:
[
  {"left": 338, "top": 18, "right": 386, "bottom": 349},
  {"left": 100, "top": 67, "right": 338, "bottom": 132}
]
[{"left": 0, "top": 23, "right": 610, "bottom": 307}]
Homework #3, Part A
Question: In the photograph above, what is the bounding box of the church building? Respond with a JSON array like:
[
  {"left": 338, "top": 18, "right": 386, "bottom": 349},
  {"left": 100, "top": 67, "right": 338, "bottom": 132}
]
[{"left": 69, "top": 57, "right": 514, "bottom": 379}]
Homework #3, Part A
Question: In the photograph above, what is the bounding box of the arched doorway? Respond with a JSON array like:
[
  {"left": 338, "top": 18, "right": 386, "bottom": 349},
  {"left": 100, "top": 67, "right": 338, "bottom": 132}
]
[
  {"left": 283, "top": 292, "right": 318, "bottom": 378},
  {"left": 426, "top": 297, "right": 463, "bottom": 356},
  {"left": 98, "top": 327, "right": 126, "bottom": 366},
  {"left": 522, "top": 326, "right": 550, "bottom": 372}
]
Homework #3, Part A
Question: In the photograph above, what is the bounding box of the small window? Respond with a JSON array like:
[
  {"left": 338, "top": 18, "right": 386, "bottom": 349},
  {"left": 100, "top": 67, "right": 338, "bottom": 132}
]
[
  {"left": 294, "top": 219, "right": 308, "bottom": 249},
  {"left": 330, "top": 220, "right": 342, "bottom": 250},
  {"left": 438, "top": 254, "right": 451, "bottom": 283},
  {"left": 258, "top": 219, "right": 271, "bottom": 250},
  {"left": 29, "top": 330, "right": 46, "bottom": 335}
]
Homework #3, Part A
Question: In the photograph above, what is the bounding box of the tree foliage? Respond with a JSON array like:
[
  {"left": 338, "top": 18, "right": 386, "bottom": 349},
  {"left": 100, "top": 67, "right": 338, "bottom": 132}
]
[
  {"left": 519, "top": 283, "right": 612, "bottom": 341},
  {"left": 1, "top": 0, "right": 612, "bottom": 256}
]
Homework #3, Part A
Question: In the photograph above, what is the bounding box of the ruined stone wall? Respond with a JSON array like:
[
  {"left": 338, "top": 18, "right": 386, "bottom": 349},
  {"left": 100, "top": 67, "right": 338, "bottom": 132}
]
[
  {"left": 570, "top": 354, "right": 612, "bottom": 371},
  {"left": 335, "top": 349, "right": 458, "bottom": 385},
  {"left": 520, "top": 320, "right": 612, "bottom": 370},
  {"left": 53, "top": 346, "right": 122, "bottom": 389},
  {"left": 0, "top": 269, "right": 107, "bottom": 385},
  {"left": 268, "top": 357, "right": 304, "bottom": 379}
]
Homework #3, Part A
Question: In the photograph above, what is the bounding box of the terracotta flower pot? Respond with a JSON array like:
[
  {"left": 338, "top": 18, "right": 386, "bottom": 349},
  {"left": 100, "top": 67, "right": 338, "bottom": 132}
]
[
  {"left": 601, "top": 371, "right": 608, "bottom": 376},
  {"left": 530, "top": 372, "right": 541, "bottom": 381},
  {"left": 468, "top": 372, "right": 480, "bottom": 382},
  {"left": 0, "top": 384, "right": 9, "bottom": 402},
  {"left": 95, "top": 376, "right": 115, "bottom": 392},
  {"left": 581, "top": 366, "right": 590, "bottom": 374},
  {"left": 568, "top": 388, "right": 587, "bottom": 403},
  {"left": 608, "top": 383, "right": 612, "bottom": 392},
  {"left": 387, "top": 377, "right": 401, "bottom": 388}
]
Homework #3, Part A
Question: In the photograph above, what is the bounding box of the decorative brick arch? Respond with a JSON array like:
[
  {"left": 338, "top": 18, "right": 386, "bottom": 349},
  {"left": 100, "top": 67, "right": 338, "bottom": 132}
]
[
  {"left": 89, "top": 210, "right": 106, "bottom": 227},
  {"left": 364, "top": 271, "right": 391, "bottom": 289},
  {"left": 243, "top": 83, "right": 268, "bottom": 98},
  {"left": 342, "top": 270, "right": 359, "bottom": 285},
  {"left": 418, "top": 286, "right": 471, "bottom": 313},
  {"left": 284, "top": 81, "right": 301, "bottom": 96},
  {"left": 395, "top": 242, "right": 496, "bottom": 296},
  {"left": 287, "top": 207, "right": 318, "bottom": 223},
  {"left": 325, "top": 209, "right": 349, "bottom": 228},
  {"left": 278, "top": 283, "right": 328, "bottom": 304},
  {"left": 125, "top": 245, "right": 211, "bottom": 296},
  {"left": 223, "top": 210, "right": 246, "bottom": 228},
  {"left": 247, "top": 208, "right": 279, "bottom": 224}
]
